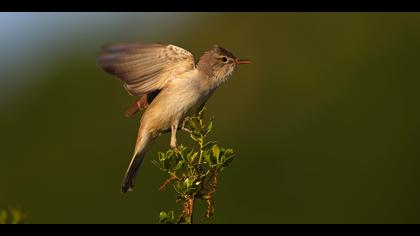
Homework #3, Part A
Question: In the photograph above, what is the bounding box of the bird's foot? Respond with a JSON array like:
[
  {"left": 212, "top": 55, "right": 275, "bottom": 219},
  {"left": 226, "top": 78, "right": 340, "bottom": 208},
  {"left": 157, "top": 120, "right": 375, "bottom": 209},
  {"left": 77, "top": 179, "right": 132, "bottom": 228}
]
[
  {"left": 170, "top": 143, "right": 180, "bottom": 154},
  {"left": 181, "top": 117, "right": 193, "bottom": 134},
  {"left": 172, "top": 146, "right": 181, "bottom": 154},
  {"left": 181, "top": 127, "right": 192, "bottom": 134}
]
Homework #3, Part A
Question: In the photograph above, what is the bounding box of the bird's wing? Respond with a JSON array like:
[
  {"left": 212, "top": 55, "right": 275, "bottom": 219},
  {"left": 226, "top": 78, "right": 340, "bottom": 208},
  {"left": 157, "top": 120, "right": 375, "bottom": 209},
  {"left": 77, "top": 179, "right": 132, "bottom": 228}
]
[{"left": 97, "top": 43, "right": 195, "bottom": 96}]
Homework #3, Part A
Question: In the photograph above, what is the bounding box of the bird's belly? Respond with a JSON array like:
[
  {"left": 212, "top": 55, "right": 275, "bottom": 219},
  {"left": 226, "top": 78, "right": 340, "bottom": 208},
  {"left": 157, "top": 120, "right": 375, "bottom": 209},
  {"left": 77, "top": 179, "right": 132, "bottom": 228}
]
[
  {"left": 167, "top": 90, "right": 206, "bottom": 120},
  {"left": 140, "top": 88, "right": 208, "bottom": 134}
]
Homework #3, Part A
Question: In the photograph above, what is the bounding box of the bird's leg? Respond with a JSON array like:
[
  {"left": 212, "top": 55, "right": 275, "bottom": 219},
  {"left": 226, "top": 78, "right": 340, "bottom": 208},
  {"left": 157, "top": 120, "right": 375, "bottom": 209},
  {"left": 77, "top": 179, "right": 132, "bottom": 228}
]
[{"left": 170, "top": 123, "right": 179, "bottom": 153}]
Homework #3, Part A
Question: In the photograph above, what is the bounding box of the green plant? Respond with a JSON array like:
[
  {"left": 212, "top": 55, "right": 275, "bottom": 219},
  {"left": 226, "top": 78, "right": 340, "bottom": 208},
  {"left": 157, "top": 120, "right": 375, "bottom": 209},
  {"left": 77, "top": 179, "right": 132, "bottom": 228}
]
[
  {"left": 0, "top": 208, "right": 25, "bottom": 224},
  {"left": 153, "top": 107, "right": 235, "bottom": 224}
]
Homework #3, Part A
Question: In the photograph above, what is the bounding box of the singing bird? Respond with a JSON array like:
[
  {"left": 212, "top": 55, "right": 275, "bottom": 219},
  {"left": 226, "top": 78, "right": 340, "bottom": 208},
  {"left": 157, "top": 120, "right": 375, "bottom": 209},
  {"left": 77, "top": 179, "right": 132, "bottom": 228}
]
[{"left": 97, "top": 43, "right": 251, "bottom": 193}]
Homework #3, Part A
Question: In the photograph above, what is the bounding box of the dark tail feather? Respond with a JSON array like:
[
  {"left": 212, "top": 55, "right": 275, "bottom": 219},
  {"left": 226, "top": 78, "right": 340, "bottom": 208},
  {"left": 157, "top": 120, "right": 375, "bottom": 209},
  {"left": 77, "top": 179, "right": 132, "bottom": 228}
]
[
  {"left": 121, "top": 152, "right": 145, "bottom": 193},
  {"left": 121, "top": 131, "right": 154, "bottom": 193}
]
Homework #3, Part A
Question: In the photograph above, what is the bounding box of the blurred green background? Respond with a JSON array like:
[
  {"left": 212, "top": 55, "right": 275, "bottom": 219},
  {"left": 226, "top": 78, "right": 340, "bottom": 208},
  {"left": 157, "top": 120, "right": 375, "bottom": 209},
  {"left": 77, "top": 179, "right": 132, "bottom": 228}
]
[{"left": 0, "top": 13, "right": 419, "bottom": 223}]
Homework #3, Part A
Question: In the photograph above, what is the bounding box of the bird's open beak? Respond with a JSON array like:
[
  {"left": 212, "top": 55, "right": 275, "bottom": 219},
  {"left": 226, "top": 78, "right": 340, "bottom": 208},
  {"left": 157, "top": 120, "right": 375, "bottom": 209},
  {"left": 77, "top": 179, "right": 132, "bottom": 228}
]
[{"left": 236, "top": 59, "right": 252, "bottom": 64}]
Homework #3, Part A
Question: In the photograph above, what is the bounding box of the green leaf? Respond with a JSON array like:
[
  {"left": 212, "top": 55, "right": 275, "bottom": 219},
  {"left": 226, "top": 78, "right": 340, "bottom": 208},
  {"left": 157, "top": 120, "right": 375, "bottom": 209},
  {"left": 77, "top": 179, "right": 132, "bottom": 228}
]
[
  {"left": 222, "top": 156, "right": 235, "bottom": 167},
  {"left": 183, "top": 178, "right": 193, "bottom": 188},
  {"left": 193, "top": 130, "right": 202, "bottom": 137},
  {"left": 179, "top": 150, "right": 186, "bottom": 162},
  {"left": 173, "top": 160, "right": 184, "bottom": 171},
  {"left": 165, "top": 150, "right": 174, "bottom": 157},
  {"left": 159, "top": 211, "right": 169, "bottom": 224},
  {"left": 173, "top": 182, "right": 184, "bottom": 195},
  {"left": 176, "top": 153, "right": 188, "bottom": 162},
  {"left": 180, "top": 146, "right": 190, "bottom": 159},
  {"left": 158, "top": 152, "right": 166, "bottom": 162},
  {"left": 187, "top": 149, "right": 194, "bottom": 157},
  {"left": 168, "top": 211, "right": 174, "bottom": 221},
  {"left": 159, "top": 210, "right": 175, "bottom": 224},
  {"left": 205, "top": 121, "right": 213, "bottom": 135},
  {"left": 182, "top": 178, "right": 197, "bottom": 195},
  {"left": 189, "top": 152, "right": 198, "bottom": 162},
  {"left": 203, "top": 141, "right": 217, "bottom": 150},
  {"left": 159, "top": 211, "right": 167, "bottom": 221},
  {"left": 212, "top": 144, "right": 220, "bottom": 163},
  {"left": 204, "top": 152, "right": 211, "bottom": 164},
  {"left": 187, "top": 118, "right": 199, "bottom": 130},
  {"left": 224, "top": 148, "right": 234, "bottom": 156},
  {"left": 202, "top": 149, "right": 212, "bottom": 164}
]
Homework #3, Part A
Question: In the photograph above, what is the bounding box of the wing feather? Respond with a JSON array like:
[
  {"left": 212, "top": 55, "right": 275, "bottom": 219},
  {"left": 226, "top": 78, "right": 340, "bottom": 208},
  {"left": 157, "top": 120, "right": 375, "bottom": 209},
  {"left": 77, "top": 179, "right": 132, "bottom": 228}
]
[{"left": 97, "top": 43, "right": 195, "bottom": 96}]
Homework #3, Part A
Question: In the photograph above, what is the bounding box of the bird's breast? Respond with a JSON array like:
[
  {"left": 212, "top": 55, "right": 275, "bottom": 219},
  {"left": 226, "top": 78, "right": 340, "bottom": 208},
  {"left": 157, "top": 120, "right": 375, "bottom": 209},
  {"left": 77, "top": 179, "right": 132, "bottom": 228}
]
[{"left": 140, "top": 70, "right": 212, "bottom": 131}]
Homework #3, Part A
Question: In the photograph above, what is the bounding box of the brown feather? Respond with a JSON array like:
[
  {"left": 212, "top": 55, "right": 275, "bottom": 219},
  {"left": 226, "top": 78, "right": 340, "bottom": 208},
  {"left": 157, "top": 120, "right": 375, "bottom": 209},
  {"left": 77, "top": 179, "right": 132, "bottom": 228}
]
[{"left": 97, "top": 43, "right": 195, "bottom": 97}]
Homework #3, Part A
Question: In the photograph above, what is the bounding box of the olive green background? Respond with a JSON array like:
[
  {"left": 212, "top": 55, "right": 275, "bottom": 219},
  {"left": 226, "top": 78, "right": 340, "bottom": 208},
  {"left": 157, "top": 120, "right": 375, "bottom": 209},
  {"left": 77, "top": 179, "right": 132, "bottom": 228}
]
[{"left": 1, "top": 13, "right": 419, "bottom": 223}]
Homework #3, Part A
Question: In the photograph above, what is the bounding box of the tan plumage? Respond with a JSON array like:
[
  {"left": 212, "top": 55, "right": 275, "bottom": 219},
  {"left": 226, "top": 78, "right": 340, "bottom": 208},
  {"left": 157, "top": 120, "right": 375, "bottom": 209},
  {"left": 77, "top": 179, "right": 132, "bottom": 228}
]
[
  {"left": 98, "top": 43, "right": 195, "bottom": 96},
  {"left": 97, "top": 43, "right": 251, "bottom": 193}
]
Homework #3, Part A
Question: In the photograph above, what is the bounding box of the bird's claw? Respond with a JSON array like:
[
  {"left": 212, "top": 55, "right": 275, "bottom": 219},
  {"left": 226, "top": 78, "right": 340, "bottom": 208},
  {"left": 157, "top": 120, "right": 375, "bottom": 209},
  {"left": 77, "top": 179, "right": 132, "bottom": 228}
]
[
  {"left": 181, "top": 117, "right": 193, "bottom": 134},
  {"left": 182, "top": 127, "right": 192, "bottom": 134},
  {"left": 171, "top": 145, "right": 180, "bottom": 154}
]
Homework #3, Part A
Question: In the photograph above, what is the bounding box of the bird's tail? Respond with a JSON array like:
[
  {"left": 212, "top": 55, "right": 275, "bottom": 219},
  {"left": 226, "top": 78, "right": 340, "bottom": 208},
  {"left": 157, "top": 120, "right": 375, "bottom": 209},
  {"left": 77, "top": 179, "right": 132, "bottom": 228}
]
[{"left": 121, "top": 130, "right": 154, "bottom": 193}]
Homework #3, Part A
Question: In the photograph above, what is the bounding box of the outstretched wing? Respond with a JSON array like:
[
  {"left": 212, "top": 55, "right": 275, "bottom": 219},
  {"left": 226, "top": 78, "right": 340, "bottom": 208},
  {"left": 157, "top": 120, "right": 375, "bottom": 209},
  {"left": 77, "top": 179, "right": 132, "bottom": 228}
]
[{"left": 97, "top": 43, "right": 195, "bottom": 96}]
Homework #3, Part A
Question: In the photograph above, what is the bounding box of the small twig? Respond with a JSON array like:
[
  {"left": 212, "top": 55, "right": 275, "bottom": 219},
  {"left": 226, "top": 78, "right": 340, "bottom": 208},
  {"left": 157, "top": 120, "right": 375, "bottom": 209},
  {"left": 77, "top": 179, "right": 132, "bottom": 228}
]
[
  {"left": 159, "top": 174, "right": 177, "bottom": 191},
  {"left": 198, "top": 137, "right": 204, "bottom": 164},
  {"left": 205, "top": 171, "right": 219, "bottom": 218}
]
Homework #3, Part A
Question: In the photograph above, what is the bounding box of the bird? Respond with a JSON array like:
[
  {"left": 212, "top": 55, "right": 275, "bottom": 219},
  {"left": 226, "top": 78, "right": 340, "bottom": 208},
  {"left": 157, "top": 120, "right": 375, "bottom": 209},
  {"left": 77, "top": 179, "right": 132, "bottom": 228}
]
[{"left": 97, "top": 43, "right": 251, "bottom": 193}]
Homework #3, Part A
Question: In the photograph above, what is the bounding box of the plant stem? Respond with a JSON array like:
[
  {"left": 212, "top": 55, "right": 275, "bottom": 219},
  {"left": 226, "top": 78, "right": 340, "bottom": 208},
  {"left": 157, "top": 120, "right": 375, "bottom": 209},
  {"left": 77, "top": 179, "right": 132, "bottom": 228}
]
[
  {"left": 198, "top": 137, "right": 204, "bottom": 164},
  {"left": 156, "top": 107, "right": 236, "bottom": 224},
  {"left": 182, "top": 196, "right": 195, "bottom": 224}
]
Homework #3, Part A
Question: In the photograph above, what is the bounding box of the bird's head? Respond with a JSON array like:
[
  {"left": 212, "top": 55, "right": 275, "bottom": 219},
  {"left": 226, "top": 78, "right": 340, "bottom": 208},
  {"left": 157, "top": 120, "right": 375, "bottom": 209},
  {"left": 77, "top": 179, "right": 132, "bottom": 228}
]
[{"left": 197, "top": 45, "right": 251, "bottom": 87}]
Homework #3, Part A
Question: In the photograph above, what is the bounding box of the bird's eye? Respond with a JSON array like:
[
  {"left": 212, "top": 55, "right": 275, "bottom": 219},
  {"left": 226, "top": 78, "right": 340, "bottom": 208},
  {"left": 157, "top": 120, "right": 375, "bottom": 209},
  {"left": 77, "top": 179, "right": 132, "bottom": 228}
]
[{"left": 221, "top": 57, "right": 228, "bottom": 63}]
